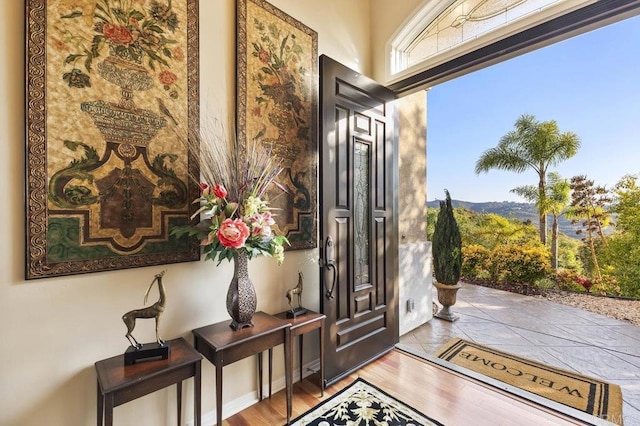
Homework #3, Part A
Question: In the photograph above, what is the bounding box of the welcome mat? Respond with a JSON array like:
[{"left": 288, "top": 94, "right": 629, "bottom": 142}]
[
  {"left": 290, "top": 377, "right": 444, "bottom": 425},
  {"left": 435, "top": 338, "right": 622, "bottom": 422}
]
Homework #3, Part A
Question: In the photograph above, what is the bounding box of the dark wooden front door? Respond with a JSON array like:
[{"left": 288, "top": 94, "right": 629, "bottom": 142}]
[{"left": 319, "top": 55, "right": 399, "bottom": 387}]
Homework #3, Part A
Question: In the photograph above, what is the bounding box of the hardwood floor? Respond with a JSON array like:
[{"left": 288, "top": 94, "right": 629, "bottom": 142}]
[{"left": 223, "top": 349, "right": 595, "bottom": 425}]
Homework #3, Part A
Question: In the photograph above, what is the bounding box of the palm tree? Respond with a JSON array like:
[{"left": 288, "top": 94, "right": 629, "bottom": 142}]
[
  {"left": 475, "top": 114, "right": 580, "bottom": 245},
  {"left": 511, "top": 172, "right": 570, "bottom": 269}
]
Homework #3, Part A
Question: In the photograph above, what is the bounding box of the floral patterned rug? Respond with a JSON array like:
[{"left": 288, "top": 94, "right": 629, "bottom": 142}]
[{"left": 290, "top": 378, "right": 444, "bottom": 426}]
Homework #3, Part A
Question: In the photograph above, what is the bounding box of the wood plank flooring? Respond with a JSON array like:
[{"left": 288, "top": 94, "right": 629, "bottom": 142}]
[{"left": 223, "top": 349, "right": 595, "bottom": 425}]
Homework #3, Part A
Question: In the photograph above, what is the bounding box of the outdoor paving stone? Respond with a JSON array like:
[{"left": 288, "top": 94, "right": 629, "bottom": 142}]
[
  {"left": 543, "top": 346, "right": 640, "bottom": 380},
  {"left": 421, "top": 343, "right": 447, "bottom": 354},
  {"left": 609, "top": 348, "right": 640, "bottom": 368},
  {"left": 609, "top": 324, "right": 640, "bottom": 341},
  {"left": 556, "top": 325, "right": 640, "bottom": 348},
  {"left": 454, "top": 322, "right": 531, "bottom": 346},
  {"left": 409, "top": 319, "right": 471, "bottom": 344},
  {"left": 508, "top": 325, "right": 591, "bottom": 346}
]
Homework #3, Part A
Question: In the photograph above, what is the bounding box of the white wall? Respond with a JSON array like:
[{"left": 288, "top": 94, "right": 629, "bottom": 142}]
[{"left": 0, "top": 1, "right": 371, "bottom": 425}]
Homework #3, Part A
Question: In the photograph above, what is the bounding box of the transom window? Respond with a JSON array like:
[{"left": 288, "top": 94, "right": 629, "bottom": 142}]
[{"left": 388, "top": 0, "right": 594, "bottom": 82}]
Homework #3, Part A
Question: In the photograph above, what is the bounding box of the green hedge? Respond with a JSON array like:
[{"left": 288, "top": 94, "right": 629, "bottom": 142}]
[{"left": 462, "top": 243, "right": 551, "bottom": 284}]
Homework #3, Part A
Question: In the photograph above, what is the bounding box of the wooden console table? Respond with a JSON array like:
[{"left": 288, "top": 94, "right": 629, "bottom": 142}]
[
  {"left": 95, "top": 337, "right": 202, "bottom": 426},
  {"left": 192, "top": 311, "right": 292, "bottom": 426},
  {"left": 264, "top": 311, "right": 325, "bottom": 398}
]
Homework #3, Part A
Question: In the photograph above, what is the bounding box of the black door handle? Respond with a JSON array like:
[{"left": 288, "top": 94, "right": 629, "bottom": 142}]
[{"left": 323, "top": 236, "right": 337, "bottom": 299}]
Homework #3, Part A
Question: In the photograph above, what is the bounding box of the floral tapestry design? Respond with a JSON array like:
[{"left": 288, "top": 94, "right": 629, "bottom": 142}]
[
  {"left": 25, "top": 0, "right": 200, "bottom": 279},
  {"left": 237, "top": 0, "right": 318, "bottom": 250}
]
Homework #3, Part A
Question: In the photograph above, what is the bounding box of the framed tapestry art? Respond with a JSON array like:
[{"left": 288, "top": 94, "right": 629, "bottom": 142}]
[
  {"left": 237, "top": 0, "right": 318, "bottom": 250},
  {"left": 25, "top": 0, "right": 200, "bottom": 279}
]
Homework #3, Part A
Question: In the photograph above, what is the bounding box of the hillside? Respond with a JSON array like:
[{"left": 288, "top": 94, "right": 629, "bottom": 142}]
[{"left": 427, "top": 199, "right": 581, "bottom": 239}]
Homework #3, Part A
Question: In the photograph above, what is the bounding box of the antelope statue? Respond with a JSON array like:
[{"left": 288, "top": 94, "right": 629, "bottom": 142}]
[
  {"left": 122, "top": 270, "right": 167, "bottom": 349},
  {"left": 286, "top": 272, "right": 304, "bottom": 312}
]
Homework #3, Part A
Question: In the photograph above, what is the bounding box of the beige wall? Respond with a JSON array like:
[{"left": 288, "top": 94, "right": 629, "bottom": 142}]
[
  {"left": 0, "top": 1, "right": 372, "bottom": 425},
  {"left": 397, "top": 91, "right": 432, "bottom": 335},
  {"left": 370, "top": 0, "right": 424, "bottom": 83},
  {"left": 398, "top": 91, "right": 427, "bottom": 244}
]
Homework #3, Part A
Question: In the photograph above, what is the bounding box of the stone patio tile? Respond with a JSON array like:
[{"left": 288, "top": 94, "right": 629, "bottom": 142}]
[
  {"left": 556, "top": 325, "right": 640, "bottom": 348},
  {"left": 454, "top": 322, "right": 531, "bottom": 346},
  {"left": 609, "top": 348, "right": 640, "bottom": 368},
  {"left": 543, "top": 346, "right": 640, "bottom": 380},
  {"left": 509, "top": 324, "right": 591, "bottom": 346}
]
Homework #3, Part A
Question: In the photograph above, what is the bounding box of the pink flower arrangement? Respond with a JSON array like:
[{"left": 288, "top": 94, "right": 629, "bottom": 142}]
[{"left": 171, "top": 140, "right": 289, "bottom": 265}]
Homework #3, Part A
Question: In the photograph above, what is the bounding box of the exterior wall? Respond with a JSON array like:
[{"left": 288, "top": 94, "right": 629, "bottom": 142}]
[
  {"left": 397, "top": 91, "right": 432, "bottom": 335},
  {"left": 0, "top": 1, "right": 371, "bottom": 425}
]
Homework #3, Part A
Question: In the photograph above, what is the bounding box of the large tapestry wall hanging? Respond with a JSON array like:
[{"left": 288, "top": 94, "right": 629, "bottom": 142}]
[
  {"left": 25, "top": 0, "right": 200, "bottom": 279},
  {"left": 237, "top": 0, "right": 318, "bottom": 250}
]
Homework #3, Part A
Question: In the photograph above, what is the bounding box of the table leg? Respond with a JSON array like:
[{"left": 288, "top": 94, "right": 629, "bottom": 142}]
[
  {"left": 268, "top": 348, "right": 273, "bottom": 398},
  {"left": 176, "top": 381, "right": 182, "bottom": 426},
  {"left": 320, "top": 319, "right": 325, "bottom": 397},
  {"left": 285, "top": 329, "right": 292, "bottom": 424},
  {"left": 216, "top": 363, "right": 223, "bottom": 426},
  {"left": 195, "top": 361, "right": 202, "bottom": 426},
  {"left": 97, "top": 382, "right": 103, "bottom": 426},
  {"left": 104, "top": 393, "right": 113, "bottom": 426},
  {"left": 299, "top": 334, "right": 303, "bottom": 383},
  {"left": 258, "top": 352, "right": 263, "bottom": 400}
]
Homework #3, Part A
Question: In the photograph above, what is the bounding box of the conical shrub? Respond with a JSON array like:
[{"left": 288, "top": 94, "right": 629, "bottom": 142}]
[{"left": 433, "top": 190, "right": 462, "bottom": 285}]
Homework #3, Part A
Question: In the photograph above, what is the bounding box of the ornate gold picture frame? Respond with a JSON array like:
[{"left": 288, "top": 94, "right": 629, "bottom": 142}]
[
  {"left": 25, "top": 0, "right": 200, "bottom": 279},
  {"left": 237, "top": 0, "right": 318, "bottom": 250}
]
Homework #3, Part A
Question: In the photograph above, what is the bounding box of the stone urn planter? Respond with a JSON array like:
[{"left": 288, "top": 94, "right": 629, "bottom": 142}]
[{"left": 434, "top": 281, "right": 462, "bottom": 322}]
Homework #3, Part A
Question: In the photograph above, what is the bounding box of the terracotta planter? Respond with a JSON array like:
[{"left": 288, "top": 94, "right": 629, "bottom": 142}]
[{"left": 434, "top": 281, "right": 462, "bottom": 322}]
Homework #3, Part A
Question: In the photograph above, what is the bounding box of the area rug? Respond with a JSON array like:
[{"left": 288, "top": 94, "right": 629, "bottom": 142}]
[
  {"left": 290, "top": 377, "right": 444, "bottom": 425},
  {"left": 435, "top": 338, "right": 622, "bottom": 421}
]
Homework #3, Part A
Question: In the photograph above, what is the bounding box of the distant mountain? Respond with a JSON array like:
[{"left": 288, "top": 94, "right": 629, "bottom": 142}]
[{"left": 427, "top": 199, "right": 581, "bottom": 239}]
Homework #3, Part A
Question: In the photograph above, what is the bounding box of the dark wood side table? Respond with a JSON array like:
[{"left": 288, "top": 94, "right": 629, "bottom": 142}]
[
  {"left": 95, "top": 337, "right": 202, "bottom": 426},
  {"left": 192, "top": 311, "right": 292, "bottom": 426},
  {"left": 266, "top": 311, "right": 326, "bottom": 398}
]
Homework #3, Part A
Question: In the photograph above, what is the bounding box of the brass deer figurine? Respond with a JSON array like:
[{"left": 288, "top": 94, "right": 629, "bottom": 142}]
[
  {"left": 286, "top": 272, "right": 304, "bottom": 312},
  {"left": 122, "top": 270, "right": 167, "bottom": 349}
]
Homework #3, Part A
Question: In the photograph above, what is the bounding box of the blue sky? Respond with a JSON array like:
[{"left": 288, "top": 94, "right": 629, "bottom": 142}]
[{"left": 427, "top": 14, "right": 640, "bottom": 203}]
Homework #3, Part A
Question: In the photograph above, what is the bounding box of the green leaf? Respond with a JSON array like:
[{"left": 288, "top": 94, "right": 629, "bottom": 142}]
[
  {"left": 148, "top": 24, "right": 164, "bottom": 34},
  {"left": 64, "top": 54, "right": 84, "bottom": 64},
  {"left": 91, "top": 35, "right": 104, "bottom": 58},
  {"left": 130, "top": 10, "right": 145, "bottom": 21},
  {"left": 84, "top": 55, "right": 93, "bottom": 73},
  {"left": 94, "top": 12, "right": 109, "bottom": 23},
  {"left": 61, "top": 10, "right": 83, "bottom": 19},
  {"left": 280, "top": 35, "right": 289, "bottom": 55}
]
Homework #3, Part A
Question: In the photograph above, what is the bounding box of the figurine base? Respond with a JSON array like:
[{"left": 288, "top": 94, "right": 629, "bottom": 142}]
[
  {"left": 286, "top": 307, "right": 308, "bottom": 318},
  {"left": 124, "top": 342, "right": 170, "bottom": 366}
]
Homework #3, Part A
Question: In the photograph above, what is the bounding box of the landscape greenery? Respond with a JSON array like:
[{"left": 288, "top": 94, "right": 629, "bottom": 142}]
[{"left": 429, "top": 114, "right": 640, "bottom": 299}]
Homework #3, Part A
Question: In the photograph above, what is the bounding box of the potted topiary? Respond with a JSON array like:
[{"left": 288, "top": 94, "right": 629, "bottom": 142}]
[{"left": 432, "top": 189, "right": 463, "bottom": 321}]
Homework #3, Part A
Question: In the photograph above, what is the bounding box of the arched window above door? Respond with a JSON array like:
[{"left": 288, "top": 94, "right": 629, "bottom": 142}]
[{"left": 387, "top": 0, "right": 594, "bottom": 83}]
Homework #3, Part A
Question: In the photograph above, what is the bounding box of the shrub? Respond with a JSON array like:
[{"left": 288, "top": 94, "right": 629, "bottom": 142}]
[
  {"left": 490, "top": 244, "right": 551, "bottom": 284},
  {"left": 590, "top": 275, "right": 621, "bottom": 296},
  {"left": 432, "top": 190, "right": 462, "bottom": 285},
  {"left": 555, "top": 269, "right": 590, "bottom": 292},
  {"left": 462, "top": 245, "right": 491, "bottom": 279}
]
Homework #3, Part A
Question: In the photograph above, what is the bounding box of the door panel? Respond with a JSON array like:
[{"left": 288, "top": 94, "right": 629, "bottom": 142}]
[{"left": 319, "top": 55, "right": 398, "bottom": 386}]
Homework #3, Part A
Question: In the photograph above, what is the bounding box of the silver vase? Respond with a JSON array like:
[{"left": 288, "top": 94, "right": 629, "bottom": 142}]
[{"left": 226, "top": 251, "right": 257, "bottom": 330}]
